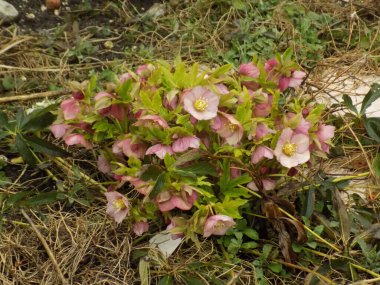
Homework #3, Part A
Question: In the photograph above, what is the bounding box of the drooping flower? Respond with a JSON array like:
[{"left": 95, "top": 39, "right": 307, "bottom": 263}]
[
  {"left": 247, "top": 179, "right": 276, "bottom": 191},
  {"left": 264, "top": 58, "right": 278, "bottom": 73},
  {"left": 253, "top": 123, "right": 275, "bottom": 140},
  {"left": 119, "top": 72, "right": 132, "bottom": 83},
  {"left": 64, "top": 134, "right": 92, "bottom": 149},
  {"left": 134, "top": 115, "right": 169, "bottom": 129},
  {"left": 50, "top": 124, "right": 70, "bottom": 138},
  {"left": 172, "top": 136, "right": 200, "bottom": 153},
  {"left": 112, "top": 138, "right": 146, "bottom": 159},
  {"left": 238, "top": 63, "right": 260, "bottom": 78},
  {"left": 97, "top": 154, "right": 112, "bottom": 174},
  {"left": 105, "top": 191, "right": 130, "bottom": 224},
  {"left": 287, "top": 113, "right": 311, "bottom": 135},
  {"left": 94, "top": 92, "right": 126, "bottom": 121},
  {"left": 166, "top": 217, "right": 187, "bottom": 240},
  {"left": 125, "top": 176, "right": 152, "bottom": 195},
  {"left": 274, "top": 128, "right": 310, "bottom": 168},
  {"left": 203, "top": 215, "right": 236, "bottom": 237},
  {"left": 279, "top": 71, "right": 306, "bottom": 91},
  {"left": 251, "top": 146, "right": 274, "bottom": 164},
  {"left": 212, "top": 112, "right": 243, "bottom": 145},
  {"left": 146, "top": 144, "right": 173, "bottom": 159},
  {"left": 136, "top": 64, "right": 154, "bottom": 77},
  {"left": 71, "top": 91, "right": 84, "bottom": 100},
  {"left": 239, "top": 63, "right": 260, "bottom": 90},
  {"left": 316, "top": 124, "right": 335, "bottom": 153},
  {"left": 253, "top": 94, "right": 273, "bottom": 117},
  {"left": 133, "top": 221, "right": 149, "bottom": 236},
  {"left": 183, "top": 86, "right": 219, "bottom": 120},
  {"left": 156, "top": 186, "right": 198, "bottom": 212},
  {"left": 216, "top": 84, "right": 229, "bottom": 95},
  {"left": 60, "top": 98, "right": 81, "bottom": 120}
]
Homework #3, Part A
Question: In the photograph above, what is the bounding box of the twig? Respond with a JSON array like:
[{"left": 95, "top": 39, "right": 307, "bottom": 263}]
[
  {"left": 351, "top": 276, "right": 380, "bottom": 285},
  {"left": 0, "top": 36, "right": 34, "bottom": 55},
  {"left": 21, "top": 209, "right": 69, "bottom": 285},
  {"left": 0, "top": 90, "right": 69, "bottom": 103},
  {"left": 349, "top": 263, "right": 380, "bottom": 279}
]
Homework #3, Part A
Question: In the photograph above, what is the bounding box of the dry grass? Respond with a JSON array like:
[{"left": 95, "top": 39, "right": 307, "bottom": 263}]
[{"left": 1, "top": 0, "right": 380, "bottom": 284}]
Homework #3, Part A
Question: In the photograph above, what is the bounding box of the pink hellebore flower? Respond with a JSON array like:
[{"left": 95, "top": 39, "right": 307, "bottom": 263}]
[
  {"left": 60, "top": 98, "right": 81, "bottom": 120},
  {"left": 279, "top": 71, "right": 306, "bottom": 91},
  {"left": 134, "top": 115, "right": 169, "bottom": 129},
  {"left": 247, "top": 179, "right": 276, "bottom": 191},
  {"left": 105, "top": 191, "right": 130, "bottom": 224},
  {"left": 156, "top": 187, "right": 198, "bottom": 212},
  {"left": 166, "top": 217, "right": 186, "bottom": 240},
  {"left": 72, "top": 91, "right": 84, "bottom": 100},
  {"left": 183, "top": 86, "right": 219, "bottom": 120},
  {"left": 172, "top": 136, "right": 200, "bottom": 153},
  {"left": 274, "top": 128, "right": 310, "bottom": 168},
  {"left": 287, "top": 113, "right": 311, "bottom": 135},
  {"left": 216, "top": 84, "right": 229, "bottom": 95},
  {"left": 136, "top": 64, "right": 154, "bottom": 77},
  {"left": 126, "top": 176, "right": 152, "bottom": 195},
  {"left": 112, "top": 138, "right": 146, "bottom": 159},
  {"left": 264, "top": 58, "right": 278, "bottom": 73},
  {"left": 251, "top": 146, "right": 274, "bottom": 164},
  {"left": 146, "top": 144, "right": 174, "bottom": 159},
  {"left": 238, "top": 62, "right": 260, "bottom": 78},
  {"left": 94, "top": 92, "right": 126, "bottom": 121},
  {"left": 254, "top": 94, "right": 273, "bottom": 117},
  {"left": 50, "top": 124, "right": 70, "bottom": 138},
  {"left": 64, "top": 134, "right": 92, "bottom": 149},
  {"left": 119, "top": 72, "right": 132, "bottom": 83},
  {"left": 97, "top": 154, "right": 112, "bottom": 174},
  {"left": 316, "top": 124, "right": 335, "bottom": 153},
  {"left": 133, "top": 221, "right": 149, "bottom": 236},
  {"left": 203, "top": 215, "right": 236, "bottom": 237},
  {"left": 212, "top": 112, "right": 243, "bottom": 145},
  {"left": 254, "top": 123, "right": 275, "bottom": 140}
]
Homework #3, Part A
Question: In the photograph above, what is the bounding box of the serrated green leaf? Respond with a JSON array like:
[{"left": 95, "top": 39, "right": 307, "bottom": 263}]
[
  {"left": 24, "top": 135, "right": 70, "bottom": 157},
  {"left": 268, "top": 263, "right": 282, "bottom": 273},
  {"left": 209, "top": 64, "right": 232, "bottom": 78},
  {"left": 15, "top": 134, "right": 38, "bottom": 165},
  {"left": 360, "top": 83, "right": 380, "bottom": 115},
  {"left": 243, "top": 228, "right": 259, "bottom": 240},
  {"left": 0, "top": 111, "right": 10, "bottom": 130}
]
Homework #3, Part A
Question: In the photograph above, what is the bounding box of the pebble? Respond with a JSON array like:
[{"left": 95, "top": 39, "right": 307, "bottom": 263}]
[{"left": 0, "top": 0, "right": 19, "bottom": 23}]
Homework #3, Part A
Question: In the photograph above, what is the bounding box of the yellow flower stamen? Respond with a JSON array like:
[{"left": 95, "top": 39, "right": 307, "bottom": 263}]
[
  {"left": 282, "top": 143, "right": 297, "bottom": 156},
  {"left": 114, "top": 198, "right": 126, "bottom": 210},
  {"left": 228, "top": 123, "right": 237, "bottom": 131},
  {"left": 193, "top": 97, "right": 208, "bottom": 111},
  {"left": 214, "top": 221, "right": 225, "bottom": 229}
]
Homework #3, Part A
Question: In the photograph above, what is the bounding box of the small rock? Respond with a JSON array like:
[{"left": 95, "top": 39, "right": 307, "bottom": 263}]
[
  {"left": 0, "top": 0, "right": 19, "bottom": 23},
  {"left": 26, "top": 13, "right": 36, "bottom": 20}
]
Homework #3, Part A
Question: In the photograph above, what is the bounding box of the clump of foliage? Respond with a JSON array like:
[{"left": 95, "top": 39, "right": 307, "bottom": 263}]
[{"left": 50, "top": 50, "right": 335, "bottom": 262}]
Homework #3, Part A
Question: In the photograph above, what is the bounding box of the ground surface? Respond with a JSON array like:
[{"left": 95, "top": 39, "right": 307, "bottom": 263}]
[{"left": 1, "top": 0, "right": 380, "bottom": 284}]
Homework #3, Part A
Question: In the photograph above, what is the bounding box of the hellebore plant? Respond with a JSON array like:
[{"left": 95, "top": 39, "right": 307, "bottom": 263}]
[{"left": 50, "top": 50, "right": 334, "bottom": 247}]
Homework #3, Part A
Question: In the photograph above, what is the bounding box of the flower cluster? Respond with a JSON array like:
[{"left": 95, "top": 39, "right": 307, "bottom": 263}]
[{"left": 51, "top": 52, "right": 334, "bottom": 240}]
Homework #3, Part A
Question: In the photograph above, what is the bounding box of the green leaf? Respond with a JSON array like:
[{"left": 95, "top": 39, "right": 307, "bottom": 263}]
[
  {"left": 0, "top": 111, "right": 10, "bottom": 130},
  {"left": 116, "top": 79, "right": 133, "bottom": 102},
  {"left": 25, "top": 191, "right": 64, "bottom": 206},
  {"left": 306, "top": 104, "right": 324, "bottom": 123},
  {"left": 177, "top": 161, "right": 217, "bottom": 177},
  {"left": 158, "top": 275, "right": 173, "bottom": 285},
  {"left": 214, "top": 196, "right": 248, "bottom": 219},
  {"left": 364, "top": 117, "right": 380, "bottom": 142},
  {"left": 5, "top": 191, "right": 32, "bottom": 207},
  {"left": 303, "top": 187, "right": 315, "bottom": 218},
  {"left": 373, "top": 153, "right": 380, "bottom": 178},
  {"left": 149, "top": 172, "right": 167, "bottom": 198},
  {"left": 24, "top": 135, "right": 70, "bottom": 157},
  {"left": 209, "top": 64, "right": 232, "bottom": 78},
  {"left": 268, "top": 263, "right": 282, "bottom": 273},
  {"left": 243, "top": 228, "right": 259, "bottom": 240},
  {"left": 15, "top": 134, "right": 38, "bottom": 165},
  {"left": 21, "top": 104, "right": 58, "bottom": 131},
  {"left": 360, "top": 83, "right": 380, "bottom": 115},
  {"left": 140, "top": 165, "right": 162, "bottom": 181},
  {"left": 181, "top": 274, "right": 205, "bottom": 285},
  {"left": 342, "top": 94, "right": 357, "bottom": 114}
]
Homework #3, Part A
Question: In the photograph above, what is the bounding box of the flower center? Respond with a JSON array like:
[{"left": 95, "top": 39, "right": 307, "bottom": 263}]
[
  {"left": 213, "top": 221, "right": 225, "bottom": 229},
  {"left": 193, "top": 98, "right": 208, "bottom": 111},
  {"left": 282, "top": 143, "right": 297, "bottom": 156},
  {"left": 228, "top": 123, "right": 237, "bottom": 131},
  {"left": 114, "top": 198, "right": 126, "bottom": 210}
]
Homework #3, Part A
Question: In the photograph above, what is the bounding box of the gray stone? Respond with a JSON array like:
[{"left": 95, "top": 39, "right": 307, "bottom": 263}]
[{"left": 0, "top": 0, "right": 19, "bottom": 23}]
